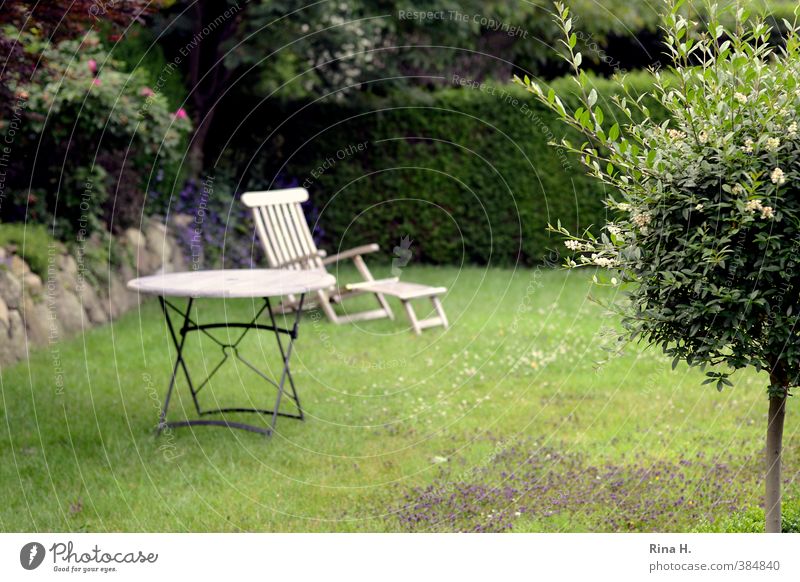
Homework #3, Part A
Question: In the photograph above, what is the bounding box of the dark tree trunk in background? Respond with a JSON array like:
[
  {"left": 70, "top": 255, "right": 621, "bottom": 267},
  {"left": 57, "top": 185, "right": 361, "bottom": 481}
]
[
  {"left": 188, "top": 108, "right": 215, "bottom": 178},
  {"left": 184, "top": 0, "right": 242, "bottom": 178},
  {"left": 765, "top": 391, "right": 787, "bottom": 533}
]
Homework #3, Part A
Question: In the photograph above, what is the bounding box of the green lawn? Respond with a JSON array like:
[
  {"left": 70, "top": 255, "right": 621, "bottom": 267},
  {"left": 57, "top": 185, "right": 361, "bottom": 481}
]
[{"left": 1, "top": 266, "right": 796, "bottom": 532}]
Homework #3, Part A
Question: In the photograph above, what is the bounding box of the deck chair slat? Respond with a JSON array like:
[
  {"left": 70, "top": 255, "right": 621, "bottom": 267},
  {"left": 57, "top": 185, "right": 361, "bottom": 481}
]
[
  {"left": 253, "top": 207, "right": 279, "bottom": 267},
  {"left": 242, "top": 188, "right": 308, "bottom": 206},
  {"left": 261, "top": 206, "right": 286, "bottom": 268},
  {"left": 266, "top": 205, "right": 294, "bottom": 268},
  {"left": 278, "top": 203, "right": 306, "bottom": 267},
  {"left": 288, "top": 202, "right": 322, "bottom": 267}
]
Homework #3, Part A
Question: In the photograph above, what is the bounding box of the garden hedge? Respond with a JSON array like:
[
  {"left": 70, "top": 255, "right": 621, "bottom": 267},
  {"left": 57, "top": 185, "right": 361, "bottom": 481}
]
[{"left": 236, "top": 72, "right": 663, "bottom": 266}]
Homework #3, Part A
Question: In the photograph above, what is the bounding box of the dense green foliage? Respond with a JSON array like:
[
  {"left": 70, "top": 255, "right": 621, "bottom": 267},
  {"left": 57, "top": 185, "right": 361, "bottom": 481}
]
[
  {"left": 523, "top": 2, "right": 800, "bottom": 391},
  {"left": 519, "top": 0, "right": 800, "bottom": 532},
  {"left": 1, "top": 1, "right": 791, "bottom": 259},
  {"left": 0, "top": 31, "right": 191, "bottom": 238},
  {"left": 111, "top": 25, "right": 188, "bottom": 111},
  {"left": 232, "top": 73, "right": 660, "bottom": 266}
]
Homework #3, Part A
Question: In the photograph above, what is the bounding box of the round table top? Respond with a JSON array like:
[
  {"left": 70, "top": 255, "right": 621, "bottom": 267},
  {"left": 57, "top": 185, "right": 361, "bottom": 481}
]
[{"left": 127, "top": 269, "right": 336, "bottom": 299}]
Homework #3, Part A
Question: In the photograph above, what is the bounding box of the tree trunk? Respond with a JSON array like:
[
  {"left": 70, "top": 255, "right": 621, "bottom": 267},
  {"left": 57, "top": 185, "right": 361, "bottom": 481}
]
[
  {"left": 188, "top": 113, "right": 212, "bottom": 179},
  {"left": 184, "top": 0, "right": 241, "bottom": 181},
  {"left": 765, "top": 391, "right": 787, "bottom": 533}
]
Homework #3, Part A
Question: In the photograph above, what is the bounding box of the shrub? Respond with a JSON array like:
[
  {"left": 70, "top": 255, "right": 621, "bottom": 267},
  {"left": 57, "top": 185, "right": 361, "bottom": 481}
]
[
  {"left": 1, "top": 30, "right": 191, "bottom": 239},
  {"left": 110, "top": 24, "right": 188, "bottom": 111},
  {"left": 519, "top": 0, "right": 800, "bottom": 532}
]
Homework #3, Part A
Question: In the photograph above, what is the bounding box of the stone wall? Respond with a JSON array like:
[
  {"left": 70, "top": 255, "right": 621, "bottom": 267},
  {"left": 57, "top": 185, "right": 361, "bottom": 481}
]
[{"left": 0, "top": 218, "right": 185, "bottom": 367}]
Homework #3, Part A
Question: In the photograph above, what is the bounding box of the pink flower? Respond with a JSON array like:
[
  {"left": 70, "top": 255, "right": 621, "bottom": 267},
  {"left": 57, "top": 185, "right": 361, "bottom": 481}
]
[
  {"left": 140, "top": 87, "right": 155, "bottom": 97},
  {"left": 88, "top": 59, "right": 98, "bottom": 74},
  {"left": 92, "top": 78, "right": 101, "bottom": 86},
  {"left": 174, "top": 108, "right": 188, "bottom": 120}
]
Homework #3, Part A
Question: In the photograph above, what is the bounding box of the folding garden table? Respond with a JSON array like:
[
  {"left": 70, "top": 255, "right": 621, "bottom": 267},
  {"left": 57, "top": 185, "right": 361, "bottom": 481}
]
[{"left": 127, "top": 268, "right": 336, "bottom": 437}]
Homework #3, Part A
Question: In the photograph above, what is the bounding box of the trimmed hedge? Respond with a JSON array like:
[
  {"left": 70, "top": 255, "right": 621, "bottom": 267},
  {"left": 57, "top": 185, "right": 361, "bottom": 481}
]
[{"left": 233, "top": 73, "right": 663, "bottom": 266}]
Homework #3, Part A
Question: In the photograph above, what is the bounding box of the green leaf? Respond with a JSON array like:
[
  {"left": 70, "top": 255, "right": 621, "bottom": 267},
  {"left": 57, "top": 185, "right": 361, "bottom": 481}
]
[
  {"left": 580, "top": 109, "right": 592, "bottom": 128},
  {"left": 608, "top": 123, "right": 619, "bottom": 141},
  {"left": 594, "top": 106, "right": 604, "bottom": 125},
  {"left": 587, "top": 88, "right": 597, "bottom": 107}
]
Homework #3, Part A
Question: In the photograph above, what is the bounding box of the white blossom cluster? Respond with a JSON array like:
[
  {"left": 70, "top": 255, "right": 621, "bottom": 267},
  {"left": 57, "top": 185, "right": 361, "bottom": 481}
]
[
  {"left": 631, "top": 211, "right": 652, "bottom": 230},
  {"left": 606, "top": 224, "right": 625, "bottom": 238},
  {"left": 302, "top": 6, "right": 382, "bottom": 96},
  {"left": 589, "top": 255, "right": 616, "bottom": 267},
  {"left": 667, "top": 128, "right": 686, "bottom": 140},
  {"left": 745, "top": 199, "right": 775, "bottom": 219},
  {"left": 765, "top": 137, "right": 781, "bottom": 152},
  {"left": 564, "top": 240, "right": 589, "bottom": 251}
]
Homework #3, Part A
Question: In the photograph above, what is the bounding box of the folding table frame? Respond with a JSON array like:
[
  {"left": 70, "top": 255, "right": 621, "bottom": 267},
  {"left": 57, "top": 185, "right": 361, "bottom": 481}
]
[{"left": 156, "top": 294, "right": 306, "bottom": 437}]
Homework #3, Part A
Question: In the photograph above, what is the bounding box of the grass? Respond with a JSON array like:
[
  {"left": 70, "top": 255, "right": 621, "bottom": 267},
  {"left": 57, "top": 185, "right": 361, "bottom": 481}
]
[{"left": 0, "top": 266, "right": 796, "bottom": 532}]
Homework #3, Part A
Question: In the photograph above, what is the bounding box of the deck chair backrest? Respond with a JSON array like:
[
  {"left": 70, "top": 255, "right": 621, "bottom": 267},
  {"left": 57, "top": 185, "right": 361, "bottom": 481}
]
[{"left": 241, "top": 188, "right": 324, "bottom": 270}]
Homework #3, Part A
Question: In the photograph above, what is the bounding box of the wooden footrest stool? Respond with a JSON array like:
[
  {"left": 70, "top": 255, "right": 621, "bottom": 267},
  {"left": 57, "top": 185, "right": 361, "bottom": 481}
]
[{"left": 346, "top": 278, "right": 448, "bottom": 335}]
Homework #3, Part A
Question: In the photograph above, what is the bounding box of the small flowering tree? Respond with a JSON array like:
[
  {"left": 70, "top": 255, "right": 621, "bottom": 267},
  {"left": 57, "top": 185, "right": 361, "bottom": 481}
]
[{"left": 517, "top": 0, "right": 799, "bottom": 532}]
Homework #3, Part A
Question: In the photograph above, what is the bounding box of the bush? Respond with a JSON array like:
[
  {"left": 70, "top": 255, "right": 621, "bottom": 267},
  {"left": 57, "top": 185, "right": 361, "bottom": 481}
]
[
  {"left": 521, "top": 0, "right": 800, "bottom": 532},
  {"left": 110, "top": 24, "right": 188, "bottom": 111},
  {"left": 228, "top": 72, "right": 660, "bottom": 266},
  {"left": 524, "top": 1, "right": 800, "bottom": 388},
  {"left": 1, "top": 30, "right": 191, "bottom": 240}
]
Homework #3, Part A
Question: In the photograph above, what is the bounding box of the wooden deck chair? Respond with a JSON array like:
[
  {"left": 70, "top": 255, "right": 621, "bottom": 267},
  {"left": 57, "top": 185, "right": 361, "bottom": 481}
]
[{"left": 241, "top": 188, "right": 395, "bottom": 324}]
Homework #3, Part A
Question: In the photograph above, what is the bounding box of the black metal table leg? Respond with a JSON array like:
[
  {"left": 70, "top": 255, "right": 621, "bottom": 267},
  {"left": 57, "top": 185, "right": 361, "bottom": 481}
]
[
  {"left": 156, "top": 293, "right": 307, "bottom": 438},
  {"left": 266, "top": 294, "right": 305, "bottom": 433},
  {"left": 158, "top": 296, "right": 200, "bottom": 432}
]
